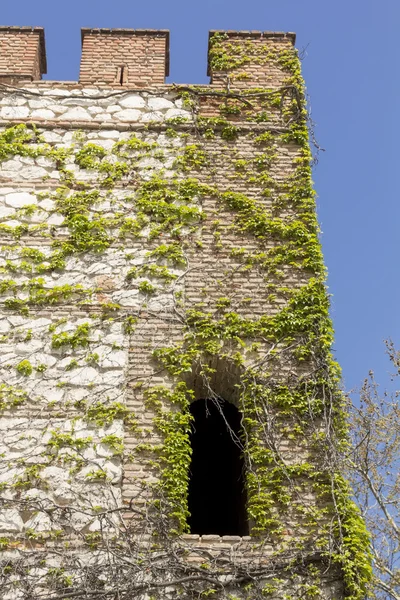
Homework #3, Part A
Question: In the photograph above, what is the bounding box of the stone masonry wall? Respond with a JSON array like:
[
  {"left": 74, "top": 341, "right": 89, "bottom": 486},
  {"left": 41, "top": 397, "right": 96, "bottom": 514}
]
[{"left": 0, "top": 27, "right": 363, "bottom": 600}]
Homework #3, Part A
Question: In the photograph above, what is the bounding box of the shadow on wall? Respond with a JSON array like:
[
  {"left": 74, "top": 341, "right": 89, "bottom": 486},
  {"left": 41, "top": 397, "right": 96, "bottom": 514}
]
[
  {"left": 188, "top": 397, "right": 248, "bottom": 536},
  {"left": 185, "top": 357, "right": 249, "bottom": 536}
]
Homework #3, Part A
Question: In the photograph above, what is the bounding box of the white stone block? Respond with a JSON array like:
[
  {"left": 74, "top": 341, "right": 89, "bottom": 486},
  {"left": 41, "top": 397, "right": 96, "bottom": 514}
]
[
  {"left": 95, "top": 139, "right": 114, "bottom": 150},
  {"left": 66, "top": 387, "right": 89, "bottom": 403},
  {"left": 112, "top": 290, "right": 140, "bottom": 306},
  {"left": 164, "top": 156, "right": 176, "bottom": 169},
  {"left": 43, "top": 89, "right": 71, "bottom": 96},
  {"left": 141, "top": 111, "right": 164, "bottom": 122},
  {"left": 104, "top": 460, "right": 122, "bottom": 483},
  {"left": 109, "top": 322, "right": 124, "bottom": 335},
  {"left": 87, "top": 518, "right": 102, "bottom": 531},
  {"left": 56, "top": 356, "right": 78, "bottom": 370},
  {"left": 119, "top": 95, "right": 146, "bottom": 109},
  {"left": 138, "top": 157, "right": 163, "bottom": 170},
  {"left": 156, "top": 133, "right": 172, "bottom": 147},
  {"left": 24, "top": 513, "right": 52, "bottom": 532},
  {"left": 41, "top": 466, "right": 69, "bottom": 484},
  {"left": 28, "top": 98, "right": 53, "bottom": 109},
  {"left": 0, "top": 106, "right": 30, "bottom": 119},
  {"left": 8, "top": 316, "right": 26, "bottom": 326},
  {"left": 0, "top": 509, "right": 24, "bottom": 532},
  {"left": 47, "top": 213, "right": 64, "bottom": 226},
  {"left": 81, "top": 88, "right": 102, "bottom": 96},
  {"left": 165, "top": 108, "right": 190, "bottom": 120},
  {"left": 54, "top": 485, "right": 75, "bottom": 505},
  {"left": 25, "top": 166, "right": 48, "bottom": 179},
  {"left": 70, "top": 510, "right": 92, "bottom": 531},
  {"left": 93, "top": 113, "right": 112, "bottom": 122},
  {"left": 100, "top": 333, "right": 126, "bottom": 346},
  {"left": 67, "top": 367, "right": 99, "bottom": 386},
  {"left": 15, "top": 340, "right": 44, "bottom": 354},
  {"left": 62, "top": 107, "right": 92, "bottom": 121},
  {"left": 0, "top": 351, "right": 16, "bottom": 364},
  {"left": 98, "top": 130, "right": 121, "bottom": 139},
  {"left": 88, "top": 106, "right": 104, "bottom": 115},
  {"left": 148, "top": 97, "right": 174, "bottom": 110},
  {"left": 61, "top": 98, "right": 92, "bottom": 107},
  {"left": 29, "top": 380, "right": 58, "bottom": 398},
  {"left": 38, "top": 198, "right": 55, "bottom": 211},
  {"left": 96, "top": 443, "right": 115, "bottom": 458},
  {"left": 1, "top": 219, "right": 19, "bottom": 228},
  {"left": 0, "top": 97, "right": 26, "bottom": 106},
  {"left": 0, "top": 466, "right": 24, "bottom": 486},
  {"left": 86, "top": 262, "right": 112, "bottom": 275},
  {"left": 8, "top": 166, "right": 47, "bottom": 179},
  {"left": 7, "top": 436, "right": 32, "bottom": 452},
  {"left": 47, "top": 104, "right": 68, "bottom": 115},
  {"left": 20, "top": 156, "right": 35, "bottom": 165},
  {"left": 101, "top": 350, "right": 127, "bottom": 369},
  {"left": 0, "top": 206, "right": 15, "bottom": 219},
  {"left": 36, "top": 156, "right": 54, "bottom": 168},
  {"left": 0, "top": 318, "right": 11, "bottom": 332},
  {"left": 98, "top": 422, "right": 124, "bottom": 440},
  {"left": 30, "top": 109, "right": 56, "bottom": 120},
  {"left": 58, "top": 133, "right": 74, "bottom": 145},
  {"left": 23, "top": 488, "right": 50, "bottom": 502},
  {"left": 53, "top": 272, "right": 88, "bottom": 287},
  {"left": 29, "top": 317, "right": 52, "bottom": 329},
  {"left": 32, "top": 353, "right": 57, "bottom": 368},
  {"left": 148, "top": 294, "right": 174, "bottom": 311},
  {"left": 114, "top": 109, "right": 142, "bottom": 122},
  {"left": 4, "top": 192, "right": 37, "bottom": 208}
]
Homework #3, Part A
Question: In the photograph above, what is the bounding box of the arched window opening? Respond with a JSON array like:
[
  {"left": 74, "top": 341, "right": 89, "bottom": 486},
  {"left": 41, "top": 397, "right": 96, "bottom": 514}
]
[{"left": 188, "top": 398, "right": 248, "bottom": 536}]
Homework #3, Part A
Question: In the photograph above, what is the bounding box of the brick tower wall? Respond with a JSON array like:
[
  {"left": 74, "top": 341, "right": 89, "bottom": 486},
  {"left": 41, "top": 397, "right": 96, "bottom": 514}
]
[{"left": 0, "top": 27, "right": 371, "bottom": 600}]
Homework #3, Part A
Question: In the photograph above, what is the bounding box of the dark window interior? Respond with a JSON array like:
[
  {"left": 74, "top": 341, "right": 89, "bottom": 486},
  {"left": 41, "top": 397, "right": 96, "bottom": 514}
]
[{"left": 188, "top": 398, "right": 248, "bottom": 536}]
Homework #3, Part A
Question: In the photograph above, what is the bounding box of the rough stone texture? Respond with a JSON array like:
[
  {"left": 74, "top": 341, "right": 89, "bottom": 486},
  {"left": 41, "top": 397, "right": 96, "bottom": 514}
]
[
  {"left": 0, "top": 93, "right": 191, "bottom": 124},
  {"left": 0, "top": 416, "right": 123, "bottom": 522},
  {"left": 0, "top": 313, "right": 128, "bottom": 406}
]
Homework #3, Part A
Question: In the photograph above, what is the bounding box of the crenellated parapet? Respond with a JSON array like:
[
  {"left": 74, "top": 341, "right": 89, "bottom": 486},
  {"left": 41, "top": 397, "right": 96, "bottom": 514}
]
[
  {"left": 0, "top": 26, "right": 296, "bottom": 88},
  {"left": 79, "top": 29, "right": 170, "bottom": 86},
  {"left": 0, "top": 26, "right": 47, "bottom": 83}
]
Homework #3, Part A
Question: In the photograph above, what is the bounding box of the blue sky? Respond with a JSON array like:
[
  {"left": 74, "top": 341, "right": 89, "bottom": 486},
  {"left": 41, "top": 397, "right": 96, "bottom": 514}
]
[{"left": 2, "top": 0, "right": 399, "bottom": 392}]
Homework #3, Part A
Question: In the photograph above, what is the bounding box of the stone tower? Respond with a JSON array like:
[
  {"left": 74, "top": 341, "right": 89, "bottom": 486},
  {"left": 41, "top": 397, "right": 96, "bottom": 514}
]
[{"left": 0, "top": 26, "right": 370, "bottom": 600}]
